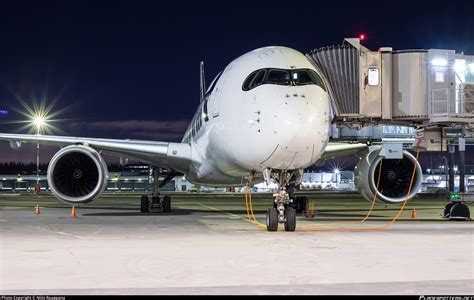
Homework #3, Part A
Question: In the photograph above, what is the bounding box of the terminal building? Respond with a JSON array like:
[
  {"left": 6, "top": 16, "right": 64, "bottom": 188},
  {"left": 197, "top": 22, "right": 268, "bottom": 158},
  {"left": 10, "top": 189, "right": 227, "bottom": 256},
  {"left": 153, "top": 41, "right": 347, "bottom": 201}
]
[{"left": 2, "top": 167, "right": 474, "bottom": 194}]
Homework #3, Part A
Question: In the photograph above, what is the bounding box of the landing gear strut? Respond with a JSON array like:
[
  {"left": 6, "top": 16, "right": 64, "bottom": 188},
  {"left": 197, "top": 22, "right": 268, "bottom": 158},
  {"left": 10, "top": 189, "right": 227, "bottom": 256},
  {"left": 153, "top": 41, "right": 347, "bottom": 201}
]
[
  {"left": 140, "top": 166, "right": 175, "bottom": 213},
  {"left": 265, "top": 169, "right": 302, "bottom": 232}
]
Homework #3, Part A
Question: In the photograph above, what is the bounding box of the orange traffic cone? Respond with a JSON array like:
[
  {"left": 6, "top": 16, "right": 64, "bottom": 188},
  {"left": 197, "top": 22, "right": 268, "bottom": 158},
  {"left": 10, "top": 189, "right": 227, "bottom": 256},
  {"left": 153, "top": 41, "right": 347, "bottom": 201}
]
[
  {"left": 411, "top": 208, "right": 417, "bottom": 219},
  {"left": 35, "top": 204, "right": 40, "bottom": 215},
  {"left": 71, "top": 206, "right": 77, "bottom": 218}
]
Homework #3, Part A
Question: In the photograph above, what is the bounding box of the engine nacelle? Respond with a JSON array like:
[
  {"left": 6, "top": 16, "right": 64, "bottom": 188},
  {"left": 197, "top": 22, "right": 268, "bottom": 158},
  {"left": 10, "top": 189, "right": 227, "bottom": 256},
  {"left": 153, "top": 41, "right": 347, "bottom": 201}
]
[
  {"left": 354, "top": 148, "right": 422, "bottom": 204},
  {"left": 47, "top": 145, "right": 109, "bottom": 204}
]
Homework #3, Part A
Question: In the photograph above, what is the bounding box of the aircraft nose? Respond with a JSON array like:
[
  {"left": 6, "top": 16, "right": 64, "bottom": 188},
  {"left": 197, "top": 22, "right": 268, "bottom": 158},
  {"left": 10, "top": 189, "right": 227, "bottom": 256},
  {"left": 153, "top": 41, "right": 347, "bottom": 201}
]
[{"left": 272, "top": 96, "right": 318, "bottom": 152}]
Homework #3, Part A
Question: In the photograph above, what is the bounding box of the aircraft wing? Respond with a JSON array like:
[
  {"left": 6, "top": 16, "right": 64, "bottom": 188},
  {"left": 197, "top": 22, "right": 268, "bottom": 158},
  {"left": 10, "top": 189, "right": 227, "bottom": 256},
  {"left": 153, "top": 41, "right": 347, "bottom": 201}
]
[
  {"left": 318, "top": 142, "right": 368, "bottom": 162},
  {"left": 0, "top": 133, "right": 191, "bottom": 174}
]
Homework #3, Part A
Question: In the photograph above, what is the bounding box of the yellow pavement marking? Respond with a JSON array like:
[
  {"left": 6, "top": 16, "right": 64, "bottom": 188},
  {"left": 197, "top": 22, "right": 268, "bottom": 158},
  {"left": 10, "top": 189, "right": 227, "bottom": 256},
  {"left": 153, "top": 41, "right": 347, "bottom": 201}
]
[{"left": 196, "top": 202, "right": 257, "bottom": 224}]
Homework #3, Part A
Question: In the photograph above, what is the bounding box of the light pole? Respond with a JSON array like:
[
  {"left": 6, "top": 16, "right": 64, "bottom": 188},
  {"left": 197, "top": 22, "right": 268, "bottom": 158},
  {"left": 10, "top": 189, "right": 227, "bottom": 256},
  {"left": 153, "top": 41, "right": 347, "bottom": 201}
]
[
  {"left": 334, "top": 168, "right": 340, "bottom": 189},
  {"left": 33, "top": 116, "right": 46, "bottom": 193}
]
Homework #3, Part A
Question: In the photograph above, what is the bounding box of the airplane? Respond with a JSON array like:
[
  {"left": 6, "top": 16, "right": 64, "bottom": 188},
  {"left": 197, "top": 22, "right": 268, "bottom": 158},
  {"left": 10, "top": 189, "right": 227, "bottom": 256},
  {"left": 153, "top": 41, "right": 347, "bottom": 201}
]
[{"left": 0, "top": 46, "right": 422, "bottom": 232}]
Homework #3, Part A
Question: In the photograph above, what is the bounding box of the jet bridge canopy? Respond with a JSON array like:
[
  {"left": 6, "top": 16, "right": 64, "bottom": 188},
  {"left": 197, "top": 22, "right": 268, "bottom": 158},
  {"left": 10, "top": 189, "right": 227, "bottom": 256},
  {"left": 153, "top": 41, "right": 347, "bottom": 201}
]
[{"left": 307, "top": 38, "right": 474, "bottom": 127}]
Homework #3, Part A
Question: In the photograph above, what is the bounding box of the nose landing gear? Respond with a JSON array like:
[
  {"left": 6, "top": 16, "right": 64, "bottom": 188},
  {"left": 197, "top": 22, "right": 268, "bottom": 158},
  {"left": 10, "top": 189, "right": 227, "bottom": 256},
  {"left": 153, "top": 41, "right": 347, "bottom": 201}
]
[{"left": 265, "top": 169, "right": 301, "bottom": 232}]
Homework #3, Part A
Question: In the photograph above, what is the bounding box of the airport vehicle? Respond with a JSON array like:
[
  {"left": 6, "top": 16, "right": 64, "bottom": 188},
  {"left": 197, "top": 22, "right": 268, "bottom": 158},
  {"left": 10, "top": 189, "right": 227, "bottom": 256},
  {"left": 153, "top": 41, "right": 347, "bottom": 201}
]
[{"left": 0, "top": 46, "right": 423, "bottom": 231}]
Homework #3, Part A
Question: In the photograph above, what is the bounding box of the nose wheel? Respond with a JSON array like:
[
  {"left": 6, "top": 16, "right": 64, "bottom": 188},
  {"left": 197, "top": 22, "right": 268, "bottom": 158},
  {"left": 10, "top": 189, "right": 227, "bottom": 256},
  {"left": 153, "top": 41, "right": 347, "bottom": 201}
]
[
  {"left": 262, "top": 169, "right": 302, "bottom": 232},
  {"left": 265, "top": 204, "right": 297, "bottom": 232},
  {"left": 266, "top": 187, "right": 297, "bottom": 232},
  {"left": 266, "top": 208, "right": 278, "bottom": 231},
  {"left": 284, "top": 207, "right": 296, "bottom": 231}
]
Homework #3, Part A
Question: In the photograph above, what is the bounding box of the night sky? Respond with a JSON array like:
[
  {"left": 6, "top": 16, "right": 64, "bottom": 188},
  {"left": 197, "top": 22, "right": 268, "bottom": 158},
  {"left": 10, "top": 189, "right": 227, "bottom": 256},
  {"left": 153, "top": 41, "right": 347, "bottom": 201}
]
[{"left": 0, "top": 1, "right": 473, "bottom": 169}]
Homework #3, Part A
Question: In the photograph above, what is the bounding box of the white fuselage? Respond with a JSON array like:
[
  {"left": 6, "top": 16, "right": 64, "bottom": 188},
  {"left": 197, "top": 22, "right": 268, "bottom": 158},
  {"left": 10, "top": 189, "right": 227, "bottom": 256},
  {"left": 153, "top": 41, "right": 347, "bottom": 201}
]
[{"left": 183, "top": 46, "right": 330, "bottom": 185}]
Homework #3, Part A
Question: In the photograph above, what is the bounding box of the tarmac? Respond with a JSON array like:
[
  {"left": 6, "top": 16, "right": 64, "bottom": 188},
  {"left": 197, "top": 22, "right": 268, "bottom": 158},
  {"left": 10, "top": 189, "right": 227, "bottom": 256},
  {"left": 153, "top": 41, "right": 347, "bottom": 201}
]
[{"left": 0, "top": 192, "right": 473, "bottom": 295}]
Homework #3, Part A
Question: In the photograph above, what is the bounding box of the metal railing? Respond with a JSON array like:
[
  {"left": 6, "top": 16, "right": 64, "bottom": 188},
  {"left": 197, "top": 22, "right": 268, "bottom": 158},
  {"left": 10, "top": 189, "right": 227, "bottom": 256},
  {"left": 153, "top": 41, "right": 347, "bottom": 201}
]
[{"left": 431, "top": 88, "right": 474, "bottom": 119}]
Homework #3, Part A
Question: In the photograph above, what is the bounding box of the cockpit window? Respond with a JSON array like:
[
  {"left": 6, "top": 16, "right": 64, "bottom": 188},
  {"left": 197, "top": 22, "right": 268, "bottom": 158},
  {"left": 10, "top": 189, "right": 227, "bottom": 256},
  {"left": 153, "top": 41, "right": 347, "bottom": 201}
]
[
  {"left": 252, "top": 70, "right": 267, "bottom": 88},
  {"left": 292, "top": 70, "right": 313, "bottom": 85},
  {"left": 242, "top": 70, "right": 258, "bottom": 91},
  {"left": 266, "top": 69, "right": 291, "bottom": 85},
  {"left": 309, "top": 70, "right": 326, "bottom": 90},
  {"left": 242, "top": 68, "right": 326, "bottom": 91}
]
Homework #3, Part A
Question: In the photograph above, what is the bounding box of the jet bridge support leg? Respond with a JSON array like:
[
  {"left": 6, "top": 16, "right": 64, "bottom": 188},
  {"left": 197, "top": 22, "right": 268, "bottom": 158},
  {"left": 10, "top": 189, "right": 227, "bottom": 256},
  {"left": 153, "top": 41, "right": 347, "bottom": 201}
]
[
  {"left": 443, "top": 139, "right": 470, "bottom": 221},
  {"left": 459, "top": 139, "right": 466, "bottom": 193},
  {"left": 448, "top": 144, "right": 456, "bottom": 193}
]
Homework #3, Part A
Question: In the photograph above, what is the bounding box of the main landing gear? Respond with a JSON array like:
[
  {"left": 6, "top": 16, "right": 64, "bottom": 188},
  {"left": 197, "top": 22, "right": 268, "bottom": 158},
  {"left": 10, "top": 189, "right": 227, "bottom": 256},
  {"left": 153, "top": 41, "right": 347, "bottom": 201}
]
[
  {"left": 140, "top": 194, "right": 171, "bottom": 213},
  {"left": 265, "top": 169, "right": 302, "bottom": 232},
  {"left": 140, "top": 166, "right": 176, "bottom": 213}
]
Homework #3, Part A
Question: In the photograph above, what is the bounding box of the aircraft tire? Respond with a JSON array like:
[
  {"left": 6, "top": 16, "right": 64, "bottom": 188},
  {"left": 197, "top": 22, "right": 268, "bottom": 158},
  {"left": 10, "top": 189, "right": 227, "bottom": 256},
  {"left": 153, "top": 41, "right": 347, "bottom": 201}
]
[
  {"left": 163, "top": 195, "right": 171, "bottom": 213},
  {"left": 284, "top": 207, "right": 296, "bottom": 232},
  {"left": 266, "top": 208, "right": 278, "bottom": 232},
  {"left": 140, "top": 195, "right": 149, "bottom": 213}
]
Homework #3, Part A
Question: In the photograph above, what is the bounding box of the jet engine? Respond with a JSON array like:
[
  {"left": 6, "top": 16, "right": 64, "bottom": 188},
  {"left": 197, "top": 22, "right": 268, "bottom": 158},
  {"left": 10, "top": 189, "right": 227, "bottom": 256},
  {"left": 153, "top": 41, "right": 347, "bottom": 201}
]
[
  {"left": 354, "top": 148, "right": 422, "bottom": 204},
  {"left": 47, "top": 145, "right": 109, "bottom": 204}
]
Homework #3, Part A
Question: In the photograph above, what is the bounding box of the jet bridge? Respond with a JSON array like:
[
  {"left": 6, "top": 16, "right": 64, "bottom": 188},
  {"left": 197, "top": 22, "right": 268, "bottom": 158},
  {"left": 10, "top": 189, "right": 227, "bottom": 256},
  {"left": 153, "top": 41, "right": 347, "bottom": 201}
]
[
  {"left": 309, "top": 39, "right": 474, "bottom": 211},
  {"left": 307, "top": 38, "right": 474, "bottom": 128}
]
